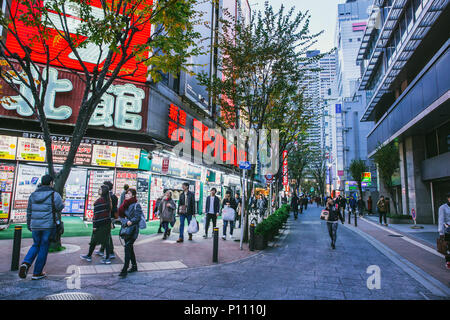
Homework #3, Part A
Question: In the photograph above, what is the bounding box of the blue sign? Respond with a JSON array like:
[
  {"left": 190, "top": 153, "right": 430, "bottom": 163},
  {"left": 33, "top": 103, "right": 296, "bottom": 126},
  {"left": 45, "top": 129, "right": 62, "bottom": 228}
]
[
  {"left": 335, "top": 104, "right": 342, "bottom": 114},
  {"left": 239, "top": 161, "right": 251, "bottom": 170}
]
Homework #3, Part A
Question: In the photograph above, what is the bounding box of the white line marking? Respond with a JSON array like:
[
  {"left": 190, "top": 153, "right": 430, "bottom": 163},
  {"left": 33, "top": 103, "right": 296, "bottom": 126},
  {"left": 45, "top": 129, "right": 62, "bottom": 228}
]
[{"left": 361, "top": 218, "right": 445, "bottom": 258}]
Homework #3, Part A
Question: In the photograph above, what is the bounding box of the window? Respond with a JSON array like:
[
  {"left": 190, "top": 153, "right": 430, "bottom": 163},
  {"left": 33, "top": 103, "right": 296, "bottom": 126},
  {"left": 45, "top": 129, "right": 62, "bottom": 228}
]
[
  {"left": 357, "top": 38, "right": 361, "bottom": 42},
  {"left": 437, "top": 122, "right": 450, "bottom": 155},
  {"left": 349, "top": 38, "right": 353, "bottom": 42},
  {"left": 413, "top": 0, "right": 423, "bottom": 20}
]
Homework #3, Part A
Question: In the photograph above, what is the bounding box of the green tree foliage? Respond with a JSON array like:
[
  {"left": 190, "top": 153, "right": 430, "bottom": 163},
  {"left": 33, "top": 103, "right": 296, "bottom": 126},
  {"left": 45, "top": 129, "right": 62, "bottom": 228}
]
[
  {"left": 349, "top": 159, "right": 368, "bottom": 198},
  {"left": 372, "top": 142, "right": 400, "bottom": 214},
  {"left": 287, "top": 135, "right": 313, "bottom": 192}
]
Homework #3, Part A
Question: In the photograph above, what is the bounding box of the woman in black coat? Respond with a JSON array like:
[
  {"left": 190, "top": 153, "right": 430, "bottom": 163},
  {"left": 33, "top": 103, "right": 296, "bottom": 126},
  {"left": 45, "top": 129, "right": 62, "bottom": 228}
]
[{"left": 324, "top": 198, "right": 344, "bottom": 250}]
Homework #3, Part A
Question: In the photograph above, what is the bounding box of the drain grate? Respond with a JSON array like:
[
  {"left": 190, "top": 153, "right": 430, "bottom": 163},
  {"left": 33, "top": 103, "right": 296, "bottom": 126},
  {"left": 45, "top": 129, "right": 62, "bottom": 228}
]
[
  {"left": 39, "top": 292, "right": 100, "bottom": 300},
  {"left": 388, "top": 234, "right": 404, "bottom": 238}
]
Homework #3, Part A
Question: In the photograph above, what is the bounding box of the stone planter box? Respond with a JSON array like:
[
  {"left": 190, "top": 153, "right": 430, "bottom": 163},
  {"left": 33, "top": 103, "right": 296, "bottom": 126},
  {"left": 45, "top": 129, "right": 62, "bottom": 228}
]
[{"left": 387, "top": 217, "right": 413, "bottom": 224}]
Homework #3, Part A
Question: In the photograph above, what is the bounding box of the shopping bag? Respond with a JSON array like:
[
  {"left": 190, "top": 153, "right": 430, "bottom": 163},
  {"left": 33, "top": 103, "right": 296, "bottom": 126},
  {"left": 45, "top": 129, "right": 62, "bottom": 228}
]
[
  {"left": 172, "top": 217, "right": 180, "bottom": 233},
  {"left": 320, "top": 210, "right": 329, "bottom": 221},
  {"left": 187, "top": 218, "right": 199, "bottom": 234},
  {"left": 222, "top": 207, "right": 235, "bottom": 221}
]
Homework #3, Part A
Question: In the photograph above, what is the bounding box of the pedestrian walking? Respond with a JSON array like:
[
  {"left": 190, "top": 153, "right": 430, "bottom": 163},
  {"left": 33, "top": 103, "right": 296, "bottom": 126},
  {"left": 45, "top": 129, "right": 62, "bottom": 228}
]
[
  {"left": 337, "top": 195, "right": 346, "bottom": 220},
  {"left": 97, "top": 181, "right": 118, "bottom": 259},
  {"left": 119, "top": 184, "right": 129, "bottom": 207},
  {"left": 154, "top": 195, "right": 163, "bottom": 234},
  {"left": 177, "top": 182, "right": 196, "bottom": 243},
  {"left": 158, "top": 190, "right": 176, "bottom": 240},
  {"left": 303, "top": 195, "right": 309, "bottom": 211},
  {"left": 324, "top": 197, "right": 344, "bottom": 250},
  {"left": 290, "top": 192, "right": 299, "bottom": 219},
  {"left": 438, "top": 192, "right": 450, "bottom": 269},
  {"left": 257, "top": 193, "right": 266, "bottom": 217},
  {"left": 377, "top": 196, "right": 388, "bottom": 226},
  {"left": 222, "top": 190, "right": 237, "bottom": 240},
  {"left": 80, "top": 185, "right": 113, "bottom": 264},
  {"left": 203, "top": 188, "right": 220, "bottom": 238},
  {"left": 349, "top": 196, "right": 357, "bottom": 216},
  {"left": 357, "top": 196, "right": 365, "bottom": 217},
  {"left": 118, "top": 188, "right": 143, "bottom": 278},
  {"left": 367, "top": 196, "right": 373, "bottom": 214},
  {"left": 19, "top": 175, "right": 64, "bottom": 280},
  {"left": 234, "top": 192, "right": 242, "bottom": 228}
]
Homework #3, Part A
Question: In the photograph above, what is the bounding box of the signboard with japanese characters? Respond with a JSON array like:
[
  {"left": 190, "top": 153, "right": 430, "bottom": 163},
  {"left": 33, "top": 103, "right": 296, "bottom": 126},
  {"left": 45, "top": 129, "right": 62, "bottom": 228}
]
[
  {"left": 17, "top": 137, "right": 46, "bottom": 162},
  {"left": 282, "top": 150, "right": 288, "bottom": 187},
  {"left": 151, "top": 154, "right": 163, "bottom": 173},
  {"left": 0, "top": 136, "right": 17, "bottom": 160},
  {"left": 52, "top": 141, "right": 93, "bottom": 165},
  {"left": 116, "top": 147, "right": 141, "bottom": 169},
  {"left": 0, "top": 164, "right": 15, "bottom": 224},
  {"left": 0, "top": 67, "right": 149, "bottom": 133},
  {"left": 85, "top": 170, "right": 115, "bottom": 221},
  {"left": 91, "top": 145, "right": 118, "bottom": 167}
]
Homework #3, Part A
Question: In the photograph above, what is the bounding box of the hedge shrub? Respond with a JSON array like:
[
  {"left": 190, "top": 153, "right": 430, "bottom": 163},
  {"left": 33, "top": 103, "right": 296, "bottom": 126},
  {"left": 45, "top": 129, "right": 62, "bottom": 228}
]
[{"left": 255, "top": 204, "right": 290, "bottom": 238}]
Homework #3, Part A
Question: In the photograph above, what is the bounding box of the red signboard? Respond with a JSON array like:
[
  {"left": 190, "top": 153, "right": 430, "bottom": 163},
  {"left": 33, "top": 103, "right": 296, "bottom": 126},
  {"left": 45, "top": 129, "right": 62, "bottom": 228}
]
[
  {"left": 5, "top": 0, "right": 153, "bottom": 83},
  {"left": 162, "top": 157, "right": 170, "bottom": 174},
  {"left": 282, "top": 150, "right": 288, "bottom": 186}
]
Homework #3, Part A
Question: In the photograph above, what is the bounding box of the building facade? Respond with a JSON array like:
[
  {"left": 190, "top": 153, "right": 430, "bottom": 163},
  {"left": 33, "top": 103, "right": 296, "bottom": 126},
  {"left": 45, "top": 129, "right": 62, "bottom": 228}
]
[{"left": 357, "top": 0, "right": 449, "bottom": 223}]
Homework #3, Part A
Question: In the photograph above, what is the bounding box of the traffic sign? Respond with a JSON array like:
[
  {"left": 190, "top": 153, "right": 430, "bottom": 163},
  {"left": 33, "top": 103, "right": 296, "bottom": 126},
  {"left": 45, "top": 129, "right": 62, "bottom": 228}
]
[
  {"left": 239, "top": 161, "right": 251, "bottom": 170},
  {"left": 411, "top": 208, "right": 416, "bottom": 221},
  {"left": 265, "top": 174, "right": 274, "bottom": 182}
]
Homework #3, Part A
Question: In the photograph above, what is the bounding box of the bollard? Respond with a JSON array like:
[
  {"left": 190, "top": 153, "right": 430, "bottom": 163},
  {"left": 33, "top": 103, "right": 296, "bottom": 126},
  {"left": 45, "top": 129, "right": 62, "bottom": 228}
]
[
  {"left": 354, "top": 210, "right": 357, "bottom": 227},
  {"left": 11, "top": 225, "right": 22, "bottom": 271},
  {"left": 212, "top": 227, "right": 219, "bottom": 263},
  {"left": 348, "top": 209, "right": 351, "bottom": 224},
  {"left": 249, "top": 223, "right": 255, "bottom": 251}
]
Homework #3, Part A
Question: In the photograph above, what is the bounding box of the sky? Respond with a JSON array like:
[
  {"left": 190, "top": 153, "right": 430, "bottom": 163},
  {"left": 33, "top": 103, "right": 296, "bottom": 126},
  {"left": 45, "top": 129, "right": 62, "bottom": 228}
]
[{"left": 248, "top": 0, "right": 345, "bottom": 53}]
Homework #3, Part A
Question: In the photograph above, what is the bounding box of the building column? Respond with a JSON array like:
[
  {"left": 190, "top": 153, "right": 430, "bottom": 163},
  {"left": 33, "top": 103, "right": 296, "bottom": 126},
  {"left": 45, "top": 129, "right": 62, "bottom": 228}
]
[
  {"left": 399, "top": 140, "right": 409, "bottom": 215},
  {"left": 404, "top": 136, "right": 433, "bottom": 224}
]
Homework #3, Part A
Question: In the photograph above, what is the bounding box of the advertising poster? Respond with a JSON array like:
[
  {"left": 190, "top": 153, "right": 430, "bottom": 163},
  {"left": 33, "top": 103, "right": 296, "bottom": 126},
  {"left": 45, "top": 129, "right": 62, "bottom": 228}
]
[
  {"left": 149, "top": 176, "right": 164, "bottom": 219},
  {"left": 0, "top": 135, "right": 17, "bottom": 160},
  {"left": 195, "top": 180, "right": 200, "bottom": 202},
  {"left": 168, "top": 158, "right": 182, "bottom": 176},
  {"left": 151, "top": 154, "right": 163, "bottom": 173},
  {"left": 17, "top": 137, "right": 46, "bottom": 162},
  {"left": 85, "top": 169, "right": 114, "bottom": 221},
  {"left": 62, "top": 168, "right": 88, "bottom": 215},
  {"left": 12, "top": 164, "right": 47, "bottom": 223},
  {"left": 136, "top": 172, "right": 150, "bottom": 220},
  {"left": 0, "top": 164, "right": 15, "bottom": 224},
  {"left": 91, "top": 145, "right": 118, "bottom": 167},
  {"left": 116, "top": 147, "right": 141, "bottom": 169},
  {"left": 52, "top": 141, "right": 93, "bottom": 165},
  {"left": 186, "top": 165, "right": 202, "bottom": 180},
  {"left": 114, "top": 170, "right": 137, "bottom": 200}
]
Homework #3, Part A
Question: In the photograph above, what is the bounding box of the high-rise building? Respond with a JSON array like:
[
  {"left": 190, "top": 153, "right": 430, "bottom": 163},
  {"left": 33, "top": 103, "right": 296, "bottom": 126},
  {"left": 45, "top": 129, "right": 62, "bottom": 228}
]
[
  {"left": 357, "top": 0, "right": 449, "bottom": 223},
  {"left": 331, "top": 0, "right": 374, "bottom": 195}
]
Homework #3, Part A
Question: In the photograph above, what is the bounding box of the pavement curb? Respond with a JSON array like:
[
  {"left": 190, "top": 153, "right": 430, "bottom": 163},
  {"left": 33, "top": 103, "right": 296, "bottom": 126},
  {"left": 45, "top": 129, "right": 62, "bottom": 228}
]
[{"left": 342, "top": 222, "right": 450, "bottom": 298}]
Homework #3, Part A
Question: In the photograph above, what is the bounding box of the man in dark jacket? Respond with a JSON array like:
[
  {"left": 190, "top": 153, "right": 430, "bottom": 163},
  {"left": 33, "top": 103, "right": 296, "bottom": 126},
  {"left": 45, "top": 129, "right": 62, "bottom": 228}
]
[
  {"left": 291, "top": 193, "right": 299, "bottom": 219},
  {"left": 222, "top": 190, "right": 238, "bottom": 240},
  {"left": 98, "top": 181, "right": 118, "bottom": 258},
  {"left": 177, "top": 182, "right": 196, "bottom": 243},
  {"left": 357, "top": 196, "right": 365, "bottom": 217},
  {"left": 19, "top": 175, "right": 64, "bottom": 280},
  {"left": 203, "top": 188, "right": 220, "bottom": 238}
]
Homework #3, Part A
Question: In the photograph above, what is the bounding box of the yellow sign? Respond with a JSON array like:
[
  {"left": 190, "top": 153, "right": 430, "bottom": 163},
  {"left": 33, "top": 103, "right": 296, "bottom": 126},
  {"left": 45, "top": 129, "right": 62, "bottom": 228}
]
[
  {"left": 0, "top": 136, "right": 17, "bottom": 160},
  {"left": 17, "top": 138, "right": 46, "bottom": 162}
]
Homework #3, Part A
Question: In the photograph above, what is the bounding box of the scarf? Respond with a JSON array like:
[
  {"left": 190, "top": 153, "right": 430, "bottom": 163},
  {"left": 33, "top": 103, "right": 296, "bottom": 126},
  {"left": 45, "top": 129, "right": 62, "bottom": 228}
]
[{"left": 118, "top": 196, "right": 137, "bottom": 218}]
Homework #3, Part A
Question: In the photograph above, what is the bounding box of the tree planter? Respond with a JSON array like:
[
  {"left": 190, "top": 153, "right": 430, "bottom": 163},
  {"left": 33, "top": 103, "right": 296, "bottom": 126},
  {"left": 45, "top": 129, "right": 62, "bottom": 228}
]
[
  {"left": 254, "top": 234, "right": 267, "bottom": 250},
  {"left": 387, "top": 218, "right": 413, "bottom": 224}
]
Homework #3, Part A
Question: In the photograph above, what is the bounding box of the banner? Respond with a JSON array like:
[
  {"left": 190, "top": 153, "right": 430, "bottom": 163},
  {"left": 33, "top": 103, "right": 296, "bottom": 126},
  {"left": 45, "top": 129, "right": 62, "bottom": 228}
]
[
  {"left": 282, "top": 150, "right": 288, "bottom": 187},
  {"left": 17, "top": 138, "right": 46, "bottom": 162},
  {"left": 91, "top": 145, "right": 118, "bottom": 167}
]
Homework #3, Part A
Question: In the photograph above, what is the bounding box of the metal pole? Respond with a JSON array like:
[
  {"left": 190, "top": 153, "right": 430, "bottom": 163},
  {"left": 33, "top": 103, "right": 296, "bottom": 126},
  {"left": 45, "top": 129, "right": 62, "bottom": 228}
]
[
  {"left": 11, "top": 225, "right": 22, "bottom": 271},
  {"left": 269, "top": 183, "right": 273, "bottom": 215},
  {"left": 213, "top": 227, "right": 219, "bottom": 263},
  {"left": 348, "top": 207, "right": 351, "bottom": 224},
  {"left": 354, "top": 209, "right": 357, "bottom": 227},
  {"left": 239, "top": 169, "right": 246, "bottom": 250}
]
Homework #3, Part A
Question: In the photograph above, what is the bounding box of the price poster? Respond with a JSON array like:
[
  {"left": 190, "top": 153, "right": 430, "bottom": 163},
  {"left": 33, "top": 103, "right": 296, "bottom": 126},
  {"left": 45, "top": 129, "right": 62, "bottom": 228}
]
[
  {"left": 62, "top": 168, "right": 88, "bottom": 215},
  {"left": 116, "top": 147, "right": 140, "bottom": 169},
  {"left": 53, "top": 141, "right": 93, "bottom": 165},
  {"left": 85, "top": 169, "right": 114, "bottom": 221},
  {"left": 12, "top": 164, "right": 47, "bottom": 223},
  {"left": 0, "top": 164, "right": 15, "bottom": 224},
  {"left": 114, "top": 170, "right": 137, "bottom": 200},
  {"left": 91, "top": 145, "right": 117, "bottom": 167},
  {"left": 0, "top": 136, "right": 17, "bottom": 160},
  {"left": 17, "top": 138, "right": 46, "bottom": 162},
  {"left": 151, "top": 154, "right": 162, "bottom": 173}
]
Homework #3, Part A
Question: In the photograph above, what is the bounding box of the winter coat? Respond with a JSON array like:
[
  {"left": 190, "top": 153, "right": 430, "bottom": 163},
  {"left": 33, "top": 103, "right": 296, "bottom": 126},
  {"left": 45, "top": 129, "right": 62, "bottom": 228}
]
[
  {"left": 159, "top": 199, "right": 176, "bottom": 223},
  {"left": 120, "top": 202, "right": 142, "bottom": 240},
  {"left": 377, "top": 199, "right": 387, "bottom": 213},
  {"left": 326, "top": 204, "right": 344, "bottom": 223},
  {"left": 349, "top": 198, "right": 357, "bottom": 209},
  {"left": 27, "top": 186, "right": 64, "bottom": 231},
  {"left": 290, "top": 196, "right": 299, "bottom": 211},
  {"left": 178, "top": 191, "right": 196, "bottom": 216},
  {"left": 92, "top": 197, "right": 111, "bottom": 229},
  {"left": 438, "top": 203, "right": 450, "bottom": 235}
]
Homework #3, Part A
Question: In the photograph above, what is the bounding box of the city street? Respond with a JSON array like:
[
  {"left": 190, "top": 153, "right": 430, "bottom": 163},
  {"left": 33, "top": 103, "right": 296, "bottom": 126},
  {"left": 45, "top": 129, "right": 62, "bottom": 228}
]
[{"left": 1, "top": 207, "right": 448, "bottom": 300}]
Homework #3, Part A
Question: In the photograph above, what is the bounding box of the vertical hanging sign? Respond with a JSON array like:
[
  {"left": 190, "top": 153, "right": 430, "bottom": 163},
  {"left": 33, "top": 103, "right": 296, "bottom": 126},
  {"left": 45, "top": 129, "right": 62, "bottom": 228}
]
[{"left": 282, "top": 150, "right": 288, "bottom": 190}]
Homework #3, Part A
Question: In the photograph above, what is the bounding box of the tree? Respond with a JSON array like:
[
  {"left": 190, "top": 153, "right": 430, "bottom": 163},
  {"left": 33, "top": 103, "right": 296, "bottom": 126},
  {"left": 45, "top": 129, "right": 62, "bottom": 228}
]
[
  {"left": 287, "top": 135, "right": 312, "bottom": 192},
  {"left": 0, "top": 0, "right": 202, "bottom": 247},
  {"left": 372, "top": 142, "right": 400, "bottom": 214},
  {"left": 349, "top": 159, "right": 368, "bottom": 198},
  {"left": 308, "top": 149, "right": 327, "bottom": 202},
  {"left": 197, "top": 3, "right": 325, "bottom": 241}
]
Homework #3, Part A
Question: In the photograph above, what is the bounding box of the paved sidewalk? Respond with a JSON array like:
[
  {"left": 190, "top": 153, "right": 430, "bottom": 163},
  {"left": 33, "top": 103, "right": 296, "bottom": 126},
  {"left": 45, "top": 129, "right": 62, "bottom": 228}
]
[
  {"left": 1, "top": 206, "right": 449, "bottom": 300},
  {"left": 0, "top": 217, "right": 255, "bottom": 276}
]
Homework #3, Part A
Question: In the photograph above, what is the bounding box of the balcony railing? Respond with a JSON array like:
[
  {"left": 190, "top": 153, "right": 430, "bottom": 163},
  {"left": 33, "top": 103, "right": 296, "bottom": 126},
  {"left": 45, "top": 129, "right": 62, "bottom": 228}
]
[{"left": 367, "top": 40, "right": 450, "bottom": 154}]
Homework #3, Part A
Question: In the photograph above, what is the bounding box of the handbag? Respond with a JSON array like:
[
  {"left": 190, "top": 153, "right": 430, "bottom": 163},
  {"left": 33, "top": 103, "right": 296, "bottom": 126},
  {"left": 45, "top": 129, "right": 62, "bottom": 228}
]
[
  {"left": 320, "top": 209, "right": 329, "bottom": 221},
  {"left": 119, "top": 225, "right": 134, "bottom": 239},
  {"left": 50, "top": 192, "right": 64, "bottom": 242},
  {"left": 222, "top": 206, "right": 235, "bottom": 221},
  {"left": 436, "top": 236, "right": 448, "bottom": 255},
  {"left": 179, "top": 205, "right": 187, "bottom": 215}
]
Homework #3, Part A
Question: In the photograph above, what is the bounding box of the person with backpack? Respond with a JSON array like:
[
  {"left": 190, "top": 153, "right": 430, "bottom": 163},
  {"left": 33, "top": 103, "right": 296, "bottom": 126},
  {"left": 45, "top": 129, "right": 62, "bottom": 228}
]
[
  {"left": 80, "top": 185, "right": 113, "bottom": 264},
  {"left": 19, "top": 174, "right": 64, "bottom": 280},
  {"left": 158, "top": 190, "right": 176, "bottom": 240},
  {"left": 118, "top": 188, "right": 143, "bottom": 278},
  {"left": 96, "top": 181, "right": 118, "bottom": 259}
]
